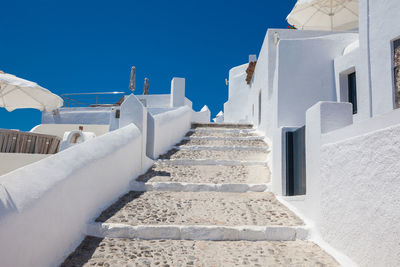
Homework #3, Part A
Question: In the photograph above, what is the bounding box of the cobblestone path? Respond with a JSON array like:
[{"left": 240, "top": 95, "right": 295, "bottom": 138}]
[{"left": 61, "top": 123, "right": 338, "bottom": 267}]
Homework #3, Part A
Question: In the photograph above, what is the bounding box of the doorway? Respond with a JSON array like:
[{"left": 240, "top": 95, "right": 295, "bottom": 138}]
[{"left": 284, "top": 126, "right": 306, "bottom": 196}]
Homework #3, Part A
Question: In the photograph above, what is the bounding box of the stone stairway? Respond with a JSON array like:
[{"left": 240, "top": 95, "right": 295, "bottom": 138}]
[{"left": 61, "top": 123, "right": 338, "bottom": 267}]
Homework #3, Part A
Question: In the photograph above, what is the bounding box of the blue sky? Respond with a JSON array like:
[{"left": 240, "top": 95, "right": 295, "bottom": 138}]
[{"left": 0, "top": 0, "right": 296, "bottom": 131}]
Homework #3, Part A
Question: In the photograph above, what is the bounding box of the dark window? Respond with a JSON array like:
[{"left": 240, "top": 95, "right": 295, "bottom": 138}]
[
  {"left": 348, "top": 72, "right": 358, "bottom": 114},
  {"left": 394, "top": 39, "right": 400, "bottom": 108}
]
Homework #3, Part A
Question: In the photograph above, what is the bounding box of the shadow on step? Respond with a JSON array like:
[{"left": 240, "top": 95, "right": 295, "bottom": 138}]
[
  {"left": 60, "top": 236, "right": 103, "bottom": 267},
  {"left": 95, "top": 191, "right": 145, "bottom": 223},
  {"left": 157, "top": 148, "right": 180, "bottom": 160},
  {"left": 136, "top": 167, "right": 171, "bottom": 183}
]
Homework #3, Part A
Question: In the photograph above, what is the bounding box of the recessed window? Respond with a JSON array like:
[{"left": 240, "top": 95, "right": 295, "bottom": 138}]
[
  {"left": 393, "top": 39, "right": 400, "bottom": 108},
  {"left": 348, "top": 72, "right": 357, "bottom": 114}
]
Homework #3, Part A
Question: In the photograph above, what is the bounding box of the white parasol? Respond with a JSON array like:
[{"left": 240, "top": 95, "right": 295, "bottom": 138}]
[
  {"left": 287, "top": 0, "right": 358, "bottom": 31},
  {"left": 0, "top": 72, "right": 63, "bottom": 112}
]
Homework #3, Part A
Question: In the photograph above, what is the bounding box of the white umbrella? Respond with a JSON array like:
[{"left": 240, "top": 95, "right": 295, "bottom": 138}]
[
  {"left": 287, "top": 0, "right": 358, "bottom": 31},
  {"left": 0, "top": 72, "right": 63, "bottom": 112}
]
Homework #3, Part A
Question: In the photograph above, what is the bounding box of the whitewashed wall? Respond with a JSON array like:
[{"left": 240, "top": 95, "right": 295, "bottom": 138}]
[
  {"left": 250, "top": 29, "right": 348, "bottom": 138},
  {"left": 273, "top": 33, "right": 358, "bottom": 130},
  {"left": 42, "top": 107, "right": 113, "bottom": 125},
  {"left": 31, "top": 124, "right": 109, "bottom": 138},
  {"left": 282, "top": 102, "right": 400, "bottom": 266},
  {"left": 0, "top": 124, "right": 143, "bottom": 267},
  {"left": 147, "top": 106, "right": 192, "bottom": 159},
  {"left": 192, "top": 106, "right": 211, "bottom": 123},
  {"left": 319, "top": 123, "right": 400, "bottom": 267},
  {"left": 333, "top": 43, "right": 371, "bottom": 123},
  {"left": 136, "top": 95, "right": 171, "bottom": 108},
  {"left": 362, "top": 0, "right": 400, "bottom": 116},
  {"left": 224, "top": 63, "right": 250, "bottom": 123}
]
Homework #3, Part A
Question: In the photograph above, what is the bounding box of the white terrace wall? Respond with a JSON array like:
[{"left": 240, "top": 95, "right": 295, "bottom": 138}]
[
  {"left": 284, "top": 102, "right": 400, "bottom": 266},
  {"left": 136, "top": 95, "right": 170, "bottom": 108},
  {"left": 319, "top": 121, "right": 400, "bottom": 267},
  {"left": 0, "top": 124, "right": 143, "bottom": 267},
  {"left": 224, "top": 63, "right": 250, "bottom": 123},
  {"left": 360, "top": 0, "right": 400, "bottom": 117},
  {"left": 248, "top": 29, "right": 351, "bottom": 139},
  {"left": 333, "top": 43, "right": 372, "bottom": 123},
  {"left": 147, "top": 106, "right": 192, "bottom": 159},
  {"left": 42, "top": 107, "right": 113, "bottom": 125},
  {"left": 192, "top": 106, "right": 211, "bottom": 123},
  {"left": 31, "top": 124, "right": 109, "bottom": 138},
  {"left": 273, "top": 33, "right": 358, "bottom": 131}
]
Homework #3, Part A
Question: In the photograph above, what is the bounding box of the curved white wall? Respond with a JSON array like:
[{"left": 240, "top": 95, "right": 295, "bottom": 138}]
[
  {"left": 0, "top": 124, "right": 143, "bottom": 267},
  {"left": 224, "top": 63, "right": 250, "bottom": 123}
]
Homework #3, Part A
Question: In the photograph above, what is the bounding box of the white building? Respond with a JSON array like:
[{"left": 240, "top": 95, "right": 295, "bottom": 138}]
[{"left": 224, "top": 0, "right": 400, "bottom": 266}]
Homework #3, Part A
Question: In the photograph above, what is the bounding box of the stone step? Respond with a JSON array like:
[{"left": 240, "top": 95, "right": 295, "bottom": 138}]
[
  {"left": 190, "top": 128, "right": 256, "bottom": 133},
  {"left": 174, "top": 145, "right": 269, "bottom": 152},
  {"left": 61, "top": 237, "right": 339, "bottom": 267},
  {"left": 158, "top": 159, "right": 267, "bottom": 166},
  {"left": 158, "top": 148, "right": 268, "bottom": 161},
  {"left": 184, "top": 136, "right": 265, "bottom": 141},
  {"left": 87, "top": 223, "right": 308, "bottom": 241},
  {"left": 186, "top": 131, "right": 259, "bottom": 138},
  {"left": 130, "top": 181, "right": 269, "bottom": 193},
  {"left": 192, "top": 123, "right": 253, "bottom": 129},
  {"left": 177, "top": 138, "right": 268, "bottom": 147},
  {"left": 95, "top": 192, "right": 304, "bottom": 227},
  {"left": 137, "top": 164, "right": 270, "bottom": 184}
]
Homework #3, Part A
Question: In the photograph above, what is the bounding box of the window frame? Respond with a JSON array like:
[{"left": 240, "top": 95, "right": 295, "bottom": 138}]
[{"left": 392, "top": 39, "right": 400, "bottom": 109}]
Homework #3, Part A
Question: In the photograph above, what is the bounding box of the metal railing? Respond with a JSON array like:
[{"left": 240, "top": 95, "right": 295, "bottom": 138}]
[{"left": 61, "top": 92, "right": 126, "bottom": 107}]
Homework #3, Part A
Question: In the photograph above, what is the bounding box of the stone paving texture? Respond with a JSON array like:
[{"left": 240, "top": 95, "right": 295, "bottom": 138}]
[
  {"left": 61, "top": 237, "right": 339, "bottom": 267},
  {"left": 159, "top": 148, "right": 268, "bottom": 161},
  {"left": 95, "top": 192, "right": 303, "bottom": 226},
  {"left": 61, "top": 123, "right": 338, "bottom": 266},
  {"left": 137, "top": 164, "right": 270, "bottom": 184},
  {"left": 177, "top": 138, "right": 268, "bottom": 147},
  {"left": 187, "top": 131, "right": 258, "bottom": 138}
]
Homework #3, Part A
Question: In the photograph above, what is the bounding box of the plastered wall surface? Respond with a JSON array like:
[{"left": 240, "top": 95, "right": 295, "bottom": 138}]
[
  {"left": 366, "top": 0, "right": 400, "bottom": 116},
  {"left": 147, "top": 106, "right": 192, "bottom": 159},
  {"left": 274, "top": 33, "right": 358, "bottom": 129},
  {"left": 224, "top": 63, "right": 250, "bottom": 123},
  {"left": 192, "top": 106, "right": 211, "bottom": 123},
  {"left": 42, "top": 107, "right": 113, "bottom": 125},
  {"left": 0, "top": 124, "right": 142, "bottom": 267},
  {"left": 136, "top": 95, "right": 171, "bottom": 108},
  {"left": 319, "top": 123, "right": 400, "bottom": 267},
  {"left": 30, "top": 124, "right": 109, "bottom": 138},
  {"left": 249, "top": 29, "right": 350, "bottom": 138}
]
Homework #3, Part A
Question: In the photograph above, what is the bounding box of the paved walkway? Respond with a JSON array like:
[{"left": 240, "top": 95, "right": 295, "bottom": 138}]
[{"left": 61, "top": 123, "right": 338, "bottom": 267}]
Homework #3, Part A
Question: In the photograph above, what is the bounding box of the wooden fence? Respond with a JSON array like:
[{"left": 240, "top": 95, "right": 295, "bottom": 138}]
[{"left": 0, "top": 129, "right": 61, "bottom": 154}]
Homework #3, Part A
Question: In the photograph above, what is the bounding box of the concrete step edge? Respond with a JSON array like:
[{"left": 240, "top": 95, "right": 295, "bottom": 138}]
[
  {"left": 86, "top": 223, "right": 309, "bottom": 241},
  {"left": 191, "top": 123, "right": 253, "bottom": 129},
  {"left": 130, "top": 181, "right": 270, "bottom": 193},
  {"left": 188, "top": 128, "right": 257, "bottom": 134},
  {"left": 183, "top": 136, "right": 265, "bottom": 141},
  {"left": 157, "top": 159, "right": 268, "bottom": 166},
  {"left": 173, "top": 145, "right": 269, "bottom": 152}
]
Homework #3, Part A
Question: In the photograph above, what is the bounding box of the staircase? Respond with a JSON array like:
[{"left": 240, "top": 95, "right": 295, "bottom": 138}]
[{"left": 61, "top": 123, "right": 338, "bottom": 266}]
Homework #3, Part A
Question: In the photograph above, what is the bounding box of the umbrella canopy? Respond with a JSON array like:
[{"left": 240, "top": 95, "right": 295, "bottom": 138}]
[
  {"left": 287, "top": 0, "right": 358, "bottom": 31},
  {"left": 0, "top": 72, "right": 63, "bottom": 112}
]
